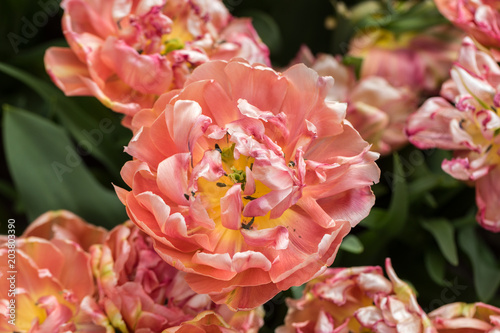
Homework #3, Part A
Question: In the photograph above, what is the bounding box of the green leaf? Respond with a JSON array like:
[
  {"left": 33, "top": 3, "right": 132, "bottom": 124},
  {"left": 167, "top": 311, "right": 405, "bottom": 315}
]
[
  {"left": 340, "top": 234, "right": 364, "bottom": 254},
  {"left": 424, "top": 250, "right": 446, "bottom": 286},
  {"left": 370, "top": 153, "right": 409, "bottom": 234},
  {"left": 458, "top": 226, "right": 500, "bottom": 302},
  {"left": 290, "top": 284, "right": 306, "bottom": 299},
  {"left": 238, "top": 9, "right": 282, "bottom": 55},
  {"left": 3, "top": 105, "right": 127, "bottom": 228},
  {"left": 0, "top": 62, "right": 129, "bottom": 177},
  {"left": 359, "top": 207, "right": 386, "bottom": 229},
  {"left": 422, "top": 218, "right": 458, "bottom": 266},
  {"left": 342, "top": 56, "right": 363, "bottom": 80}
]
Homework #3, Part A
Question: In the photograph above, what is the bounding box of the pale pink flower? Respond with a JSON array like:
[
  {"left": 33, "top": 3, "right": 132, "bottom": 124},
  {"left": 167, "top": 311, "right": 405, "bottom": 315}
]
[
  {"left": 435, "top": 0, "right": 500, "bottom": 61},
  {"left": 429, "top": 302, "right": 500, "bottom": 332},
  {"left": 348, "top": 26, "right": 462, "bottom": 96},
  {"left": 44, "top": 0, "right": 270, "bottom": 122},
  {"left": 90, "top": 221, "right": 264, "bottom": 332},
  {"left": 295, "top": 46, "right": 418, "bottom": 155},
  {"left": 277, "top": 258, "right": 436, "bottom": 333},
  {"left": 116, "top": 58, "right": 380, "bottom": 310},
  {"left": 406, "top": 37, "right": 500, "bottom": 232}
]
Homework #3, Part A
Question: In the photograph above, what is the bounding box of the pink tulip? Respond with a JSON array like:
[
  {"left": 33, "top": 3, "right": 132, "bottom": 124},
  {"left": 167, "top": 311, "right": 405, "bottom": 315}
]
[
  {"left": 44, "top": 0, "right": 270, "bottom": 123},
  {"left": 90, "top": 221, "right": 264, "bottom": 332},
  {"left": 435, "top": 0, "right": 500, "bottom": 61},
  {"left": 116, "top": 58, "right": 380, "bottom": 310},
  {"left": 406, "top": 37, "right": 500, "bottom": 232},
  {"left": 349, "top": 26, "right": 462, "bottom": 96},
  {"left": 277, "top": 258, "right": 436, "bottom": 333},
  {"left": 294, "top": 46, "right": 418, "bottom": 155},
  {"left": 0, "top": 237, "right": 99, "bottom": 332},
  {"left": 429, "top": 302, "right": 500, "bottom": 332},
  {"left": 22, "top": 210, "right": 107, "bottom": 251}
]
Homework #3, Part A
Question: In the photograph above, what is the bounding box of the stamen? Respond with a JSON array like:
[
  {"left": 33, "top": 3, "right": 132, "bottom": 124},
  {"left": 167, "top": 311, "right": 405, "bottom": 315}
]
[
  {"left": 216, "top": 182, "right": 227, "bottom": 187},
  {"left": 241, "top": 217, "right": 254, "bottom": 230}
]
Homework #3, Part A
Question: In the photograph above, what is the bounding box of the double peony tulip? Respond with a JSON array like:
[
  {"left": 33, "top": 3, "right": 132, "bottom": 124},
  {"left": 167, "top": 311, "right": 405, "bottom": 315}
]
[
  {"left": 277, "top": 258, "right": 436, "bottom": 333},
  {"left": 294, "top": 46, "right": 418, "bottom": 156},
  {"left": 44, "top": 0, "right": 270, "bottom": 124},
  {"left": 348, "top": 25, "right": 462, "bottom": 97},
  {"left": 407, "top": 37, "right": 500, "bottom": 232},
  {"left": 116, "top": 58, "right": 380, "bottom": 310},
  {"left": 0, "top": 211, "right": 105, "bottom": 332}
]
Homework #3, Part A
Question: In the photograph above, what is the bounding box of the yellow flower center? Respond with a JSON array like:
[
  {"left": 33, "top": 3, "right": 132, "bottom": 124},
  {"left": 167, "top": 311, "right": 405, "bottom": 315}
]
[{"left": 197, "top": 143, "right": 274, "bottom": 232}]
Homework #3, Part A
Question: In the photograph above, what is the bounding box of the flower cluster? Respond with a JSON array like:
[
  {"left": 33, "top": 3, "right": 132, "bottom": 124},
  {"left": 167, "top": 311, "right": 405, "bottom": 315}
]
[
  {"left": 0, "top": 211, "right": 263, "bottom": 332},
  {"left": 17, "top": 0, "right": 500, "bottom": 331}
]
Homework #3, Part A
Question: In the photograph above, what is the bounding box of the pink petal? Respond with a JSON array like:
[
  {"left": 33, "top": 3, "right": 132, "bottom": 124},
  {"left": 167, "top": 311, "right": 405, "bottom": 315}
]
[
  {"left": 157, "top": 153, "right": 190, "bottom": 205},
  {"left": 476, "top": 166, "right": 500, "bottom": 232},
  {"left": 220, "top": 184, "right": 243, "bottom": 230},
  {"left": 100, "top": 37, "right": 173, "bottom": 95},
  {"left": 241, "top": 226, "right": 289, "bottom": 250},
  {"left": 44, "top": 47, "right": 92, "bottom": 96}
]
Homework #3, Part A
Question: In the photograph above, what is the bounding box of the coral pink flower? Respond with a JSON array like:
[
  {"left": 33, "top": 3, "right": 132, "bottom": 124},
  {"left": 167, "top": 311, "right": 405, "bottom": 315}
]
[
  {"left": 90, "top": 221, "right": 264, "bottom": 332},
  {"left": 44, "top": 0, "right": 270, "bottom": 122},
  {"left": 429, "top": 302, "right": 500, "bottom": 332},
  {"left": 406, "top": 37, "right": 500, "bottom": 232},
  {"left": 295, "top": 46, "right": 418, "bottom": 155},
  {"left": 22, "top": 210, "right": 107, "bottom": 251},
  {"left": 348, "top": 26, "right": 462, "bottom": 96},
  {"left": 116, "top": 58, "right": 380, "bottom": 310},
  {"left": 435, "top": 0, "right": 500, "bottom": 61},
  {"left": 0, "top": 211, "right": 110, "bottom": 332},
  {"left": 0, "top": 238, "right": 99, "bottom": 332},
  {"left": 277, "top": 258, "right": 436, "bottom": 333}
]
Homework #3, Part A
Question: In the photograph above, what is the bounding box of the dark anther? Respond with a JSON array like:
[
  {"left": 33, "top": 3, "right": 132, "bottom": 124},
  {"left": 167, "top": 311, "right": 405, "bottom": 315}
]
[
  {"left": 216, "top": 182, "right": 227, "bottom": 187},
  {"left": 183, "top": 194, "right": 189, "bottom": 200},
  {"left": 288, "top": 161, "right": 296, "bottom": 167},
  {"left": 191, "top": 191, "right": 196, "bottom": 197},
  {"left": 244, "top": 196, "right": 256, "bottom": 201},
  {"left": 459, "top": 119, "right": 465, "bottom": 129},
  {"left": 215, "top": 144, "right": 222, "bottom": 153},
  {"left": 241, "top": 217, "right": 255, "bottom": 230}
]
